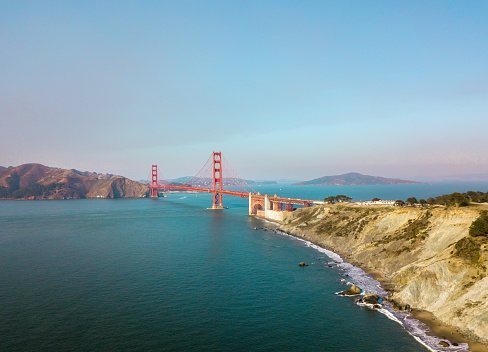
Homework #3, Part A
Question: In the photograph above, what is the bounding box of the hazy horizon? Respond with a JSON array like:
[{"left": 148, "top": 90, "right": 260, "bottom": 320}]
[
  {"left": 1, "top": 1, "right": 487, "bottom": 181},
  {"left": 3, "top": 162, "right": 488, "bottom": 184}
]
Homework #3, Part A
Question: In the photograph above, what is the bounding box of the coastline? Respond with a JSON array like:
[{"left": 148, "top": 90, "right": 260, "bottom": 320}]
[{"left": 272, "top": 223, "right": 488, "bottom": 352}]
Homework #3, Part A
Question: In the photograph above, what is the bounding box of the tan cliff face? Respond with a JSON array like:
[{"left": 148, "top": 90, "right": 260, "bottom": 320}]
[{"left": 279, "top": 205, "right": 488, "bottom": 342}]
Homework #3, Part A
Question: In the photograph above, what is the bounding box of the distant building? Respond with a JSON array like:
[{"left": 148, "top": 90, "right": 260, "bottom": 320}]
[{"left": 354, "top": 200, "right": 395, "bottom": 206}]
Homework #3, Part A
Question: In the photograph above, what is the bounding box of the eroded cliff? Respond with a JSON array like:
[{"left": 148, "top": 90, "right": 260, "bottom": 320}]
[{"left": 279, "top": 204, "right": 488, "bottom": 342}]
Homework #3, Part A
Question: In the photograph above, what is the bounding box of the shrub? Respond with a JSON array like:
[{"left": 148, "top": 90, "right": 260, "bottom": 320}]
[
  {"left": 454, "top": 237, "right": 481, "bottom": 263},
  {"left": 469, "top": 211, "right": 488, "bottom": 237}
]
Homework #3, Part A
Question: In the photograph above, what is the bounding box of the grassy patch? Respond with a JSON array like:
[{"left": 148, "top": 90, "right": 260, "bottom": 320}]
[
  {"left": 376, "top": 210, "right": 432, "bottom": 245},
  {"left": 453, "top": 236, "right": 481, "bottom": 264}
]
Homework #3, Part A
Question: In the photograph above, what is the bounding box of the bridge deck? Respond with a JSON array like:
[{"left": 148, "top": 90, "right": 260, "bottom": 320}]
[{"left": 153, "top": 185, "right": 319, "bottom": 205}]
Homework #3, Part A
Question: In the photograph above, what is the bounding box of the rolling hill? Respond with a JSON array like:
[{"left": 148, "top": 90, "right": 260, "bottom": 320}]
[
  {"left": 0, "top": 164, "right": 149, "bottom": 199},
  {"left": 293, "top": 172, "right": 420, "bottom": 186}
]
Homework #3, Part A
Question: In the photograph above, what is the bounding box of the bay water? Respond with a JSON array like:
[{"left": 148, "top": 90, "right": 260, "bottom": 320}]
[{"left": 1, "top": 182, "right": 487, "bottom": 351}]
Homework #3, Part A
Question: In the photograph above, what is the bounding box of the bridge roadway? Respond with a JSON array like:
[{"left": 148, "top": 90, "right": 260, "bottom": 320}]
[
  {"left": 151, "top": 153, "right": 323, "bottom": 220},
  {"left": 153, "top": 184, "right": 322, "bottom": 221}
]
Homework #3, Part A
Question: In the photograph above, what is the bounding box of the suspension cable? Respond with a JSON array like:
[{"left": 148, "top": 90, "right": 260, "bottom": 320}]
[
  {"left": 157, "top": 167, "right": 172, "bottom": 185},
  {"left": 222, "top": 155, "right": 257, "bottom": 194},
  {"left": 190, "top": 160, "right": 213, "bottom": 188},
  {"left": 222, "top": 163, "right": 251, "bottom": 194},
  {"left": 183, "top": 153, "right": 213, "bottom": 186}
]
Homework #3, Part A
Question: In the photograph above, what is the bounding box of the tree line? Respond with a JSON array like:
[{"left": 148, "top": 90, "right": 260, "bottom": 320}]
[
  {"left": 395, "top": 191, "right": 488, "bottom": 207},
  {"left": 324, "top": 195, "right": 353, "bottom": 203}
]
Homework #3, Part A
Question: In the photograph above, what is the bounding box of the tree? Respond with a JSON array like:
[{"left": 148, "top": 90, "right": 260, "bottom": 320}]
[
  {"left": 395, "top": 200, "right": 405, "bottom": 206},
  {"left": 469, "top": 211, "right": 488, "bottom": 237},
  {"left": 0, "top": 186, "right": 11, "bottom": 198},
  {"left": 335, "top": 195, "right": 352, "bottom": 202},
  {"left": 372, "top": 197, "right": 381, "bottom": 202},
  {"left": 452, "top": 192, "right": 470, "bottom": 207},
  {"left": 324, "top": 196, "right": 336, "bottom": 204},
  {"left": 407, "top": 197, "right": 418, "bottom": 206},
  {"left": 419, "top": 199, "right": 427, "bottom": 207},
  {"left": 324, "top": 195, "right": 352, "bottom": 203}
]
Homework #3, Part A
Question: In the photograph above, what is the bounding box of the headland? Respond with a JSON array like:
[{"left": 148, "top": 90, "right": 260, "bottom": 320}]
[{"left": 276, "top": 203, "right": 488, "bottom": 351}]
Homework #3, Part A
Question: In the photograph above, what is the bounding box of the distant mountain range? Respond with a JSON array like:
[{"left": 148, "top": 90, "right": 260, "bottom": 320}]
[
  {"left": 142, "top": 176, "right": 277, "bottom": 187},
  {"left": 293, "top": 172, "right": 421, "bottom": 186},
  {"left": 0, "top": 164, "right": 149, "bottom": 199}
]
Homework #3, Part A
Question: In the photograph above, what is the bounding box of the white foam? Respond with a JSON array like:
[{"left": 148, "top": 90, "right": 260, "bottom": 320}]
[
  {"left": 377, "top": 307, "right": 404, "bottom": 325},
  {"left": 275, "top": 229, "right": 473, "bottom": 352},
  {"left": 276, "top": 230, "right": 343, "bottom": 262}
]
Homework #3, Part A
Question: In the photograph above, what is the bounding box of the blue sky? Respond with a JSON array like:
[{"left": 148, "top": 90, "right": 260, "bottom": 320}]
[{"left": 1, "top": 1, "right": 487, "bottom": 181}]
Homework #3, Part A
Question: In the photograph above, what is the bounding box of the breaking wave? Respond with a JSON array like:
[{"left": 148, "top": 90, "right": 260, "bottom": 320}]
[{"left": 276, "top": 230, "right": 471, "bottom": 352}]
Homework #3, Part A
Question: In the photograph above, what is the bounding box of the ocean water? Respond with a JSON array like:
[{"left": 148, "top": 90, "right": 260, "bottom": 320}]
[{"left": 1, "top": 182, "right": 486, "bottom": 351}]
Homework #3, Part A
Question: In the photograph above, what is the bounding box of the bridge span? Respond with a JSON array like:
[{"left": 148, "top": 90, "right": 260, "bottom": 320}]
[{"left": 150, "top": 152, "right": 323, "bottom": 221}]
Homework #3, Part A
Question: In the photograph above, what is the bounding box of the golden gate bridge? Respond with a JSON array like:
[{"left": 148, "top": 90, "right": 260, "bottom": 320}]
[{"left": 150, "top": 152, "right": 323, "bottom": 220}]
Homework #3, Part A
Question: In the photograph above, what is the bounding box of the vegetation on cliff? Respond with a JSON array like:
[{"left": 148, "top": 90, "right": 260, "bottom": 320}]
[
  {"left": 469, "top": 211, "right": 488, "bottom": 237},
  {"left": 401, "top": 191, "right": 488, "bottom": 208},
  {"left": 0, "top": 183, "right": 67, "bottom": 199},
  {"left": 453, "top": 211, "right": 488, "bottom": 266},
  {"left": 0, "top": 164, "right": 150, "bottom": 199},
  {"left": 279, "top": 203, "right": 488, "bottom": 343}
]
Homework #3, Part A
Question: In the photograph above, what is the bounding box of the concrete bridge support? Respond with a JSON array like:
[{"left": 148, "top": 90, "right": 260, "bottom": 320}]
[{"left": 249, "top": 193, "right": 294, "bottom": 222}]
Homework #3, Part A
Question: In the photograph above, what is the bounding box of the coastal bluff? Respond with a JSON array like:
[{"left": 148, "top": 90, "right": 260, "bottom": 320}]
[{"left": 279, "top": 204, "right": 488, "bottom": 344}]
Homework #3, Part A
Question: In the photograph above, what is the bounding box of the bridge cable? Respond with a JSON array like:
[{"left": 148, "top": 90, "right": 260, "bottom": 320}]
[
  {"left": 190, "top": 160, "right": 214, "bottom": 189},
  {"left": 221, "top": 163, "right": 253, "bottom": 194},
  {"left": 157, "top": 167, "right": 172, "bottom": 185},
  {"left": 222, "top": 156, "right": 257, "bottom": 194},
  {"left": 183, "top": 153, "right": 213, "bottom": 187}
]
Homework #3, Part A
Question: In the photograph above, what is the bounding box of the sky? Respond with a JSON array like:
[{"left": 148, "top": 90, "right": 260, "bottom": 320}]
[{"left": 1, "top": 1, "right": 487, "bottom": 181}]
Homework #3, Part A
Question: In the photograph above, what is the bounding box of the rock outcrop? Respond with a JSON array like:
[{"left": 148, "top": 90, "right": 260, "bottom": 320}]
[
  {"left": 279, "top": 204, "right": 488, "bottom": 343},
  {"left": 362, "top": 293, "right": 380, "bottom": 305},
  {"left": 339, "top": 284, "right": 361, "bottom": 295}
]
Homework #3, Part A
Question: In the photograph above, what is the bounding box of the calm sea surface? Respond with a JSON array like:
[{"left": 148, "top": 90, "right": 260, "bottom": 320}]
[{"left": 1, "top": 182, "right": 487, "bottom": 351}]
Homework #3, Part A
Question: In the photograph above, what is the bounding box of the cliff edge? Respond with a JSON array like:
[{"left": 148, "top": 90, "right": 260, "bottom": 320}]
[{"left": 279, "top": 204, "right": 488, "bottom": 343}]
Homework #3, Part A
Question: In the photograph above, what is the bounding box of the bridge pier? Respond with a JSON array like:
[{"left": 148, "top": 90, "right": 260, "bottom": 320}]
[
  {"left": 149, "top": 154, "right": 319, "bottom": 215},
  {"left": 249, "top": 193, "right": 295, "bottom": 222}
]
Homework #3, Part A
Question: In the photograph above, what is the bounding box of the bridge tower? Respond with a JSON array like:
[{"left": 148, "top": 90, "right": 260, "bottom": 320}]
[
  {"left": 151, "top": 165, "right": 158, "bottom": 197},
  {"left": 211, "top": 151, "right": 224, "bottom": 209}
]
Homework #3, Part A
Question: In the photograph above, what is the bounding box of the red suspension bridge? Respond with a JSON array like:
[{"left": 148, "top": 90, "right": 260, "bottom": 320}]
[{"left": 150, "top": 152, "right": 323, "bottom": 220}]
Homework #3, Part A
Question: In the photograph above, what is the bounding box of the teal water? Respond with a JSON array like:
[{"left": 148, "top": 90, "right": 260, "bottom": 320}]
[{"left": 3, "top": 182, "right": 486, "bottom": 351}]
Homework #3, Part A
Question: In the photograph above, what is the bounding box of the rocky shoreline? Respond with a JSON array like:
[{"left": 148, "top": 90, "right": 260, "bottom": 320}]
[{"left": 275, "top": 205, "right": 488, "bottom": 352}]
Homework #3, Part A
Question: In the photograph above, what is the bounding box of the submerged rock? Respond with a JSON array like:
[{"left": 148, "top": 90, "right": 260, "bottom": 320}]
[{"left": 298, "top": 262, "right": 309, "bottom": 267}]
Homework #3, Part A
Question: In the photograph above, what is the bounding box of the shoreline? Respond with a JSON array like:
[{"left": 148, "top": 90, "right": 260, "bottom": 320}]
[{"left": 272, "top": 224, "right": 488, "bottom": 352}]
